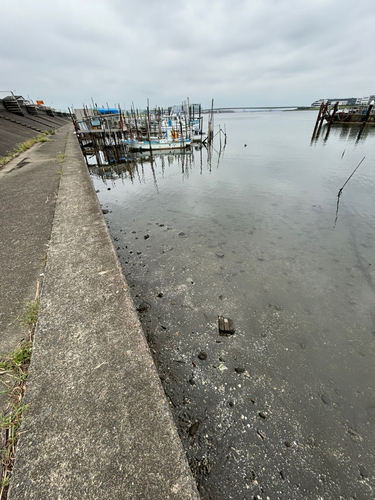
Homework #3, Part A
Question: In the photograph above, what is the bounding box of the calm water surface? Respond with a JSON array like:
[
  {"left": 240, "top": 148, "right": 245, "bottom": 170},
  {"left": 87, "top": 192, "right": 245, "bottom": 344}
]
[{"left": 91, "top": 111, "right": 375, "bottom": 498}]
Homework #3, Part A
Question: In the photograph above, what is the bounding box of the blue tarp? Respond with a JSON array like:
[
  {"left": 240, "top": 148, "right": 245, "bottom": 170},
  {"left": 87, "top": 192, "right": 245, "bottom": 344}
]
[{"left": 97, "top": 108, "right": 118, "bottom": 114}]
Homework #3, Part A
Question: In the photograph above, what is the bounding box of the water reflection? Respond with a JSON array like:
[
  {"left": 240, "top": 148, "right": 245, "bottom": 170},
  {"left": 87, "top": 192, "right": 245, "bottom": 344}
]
[
  {"left": 89, "top": 142, "right": 226, "bottom": 189},
  {"left": 311, "top": 122, "right": 375, "bottom": 145}
]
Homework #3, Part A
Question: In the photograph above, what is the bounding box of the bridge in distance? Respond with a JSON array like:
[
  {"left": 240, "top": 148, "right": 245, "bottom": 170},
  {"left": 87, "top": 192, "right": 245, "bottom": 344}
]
[{"left": 202, "top": 106, "right": 301, "bottom": 112}]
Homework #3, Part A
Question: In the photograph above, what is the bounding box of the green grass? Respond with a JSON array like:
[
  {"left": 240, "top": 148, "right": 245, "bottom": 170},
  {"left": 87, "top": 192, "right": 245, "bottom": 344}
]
[
  {"left": 0, "top": 131, "right": 54, "bottom": 168},
  {"left": 0, "top": 294, "right": 40, "bottom": 497},
  {"left": 0, "top": 343, "right": 32, "bottom": 379},
  {"left": 0, "top": 340, "right": 32, "bottom": 499},
  {"left": 0, "top": 302, "right": 38, "bottom": 497},
  {"left": 0, "top": 400, "right": 29, "bottom": 498},
  {"left": 19, "top": 300, "right": 39, "bottom": 331}
]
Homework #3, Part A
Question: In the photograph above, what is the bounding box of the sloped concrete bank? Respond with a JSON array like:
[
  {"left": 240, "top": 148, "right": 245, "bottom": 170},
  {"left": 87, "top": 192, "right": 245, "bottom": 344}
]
[
  {"left": 8, "top": 127, "right": 199, "bottom": 499},
  {"left": 0, "top": 99, "right": 70, "bottom": 158}
]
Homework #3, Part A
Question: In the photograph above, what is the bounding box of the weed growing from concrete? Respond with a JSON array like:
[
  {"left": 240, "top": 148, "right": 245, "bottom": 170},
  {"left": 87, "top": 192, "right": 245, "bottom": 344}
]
[
  {"left": 0, "top": 343, "right": 31, "bottom": 499},
  {"left": 19, "top": 300, "right": 40, "bottom": 332},
  {"left": 0, "top": 299, "right": 39, "bottom": 498}
]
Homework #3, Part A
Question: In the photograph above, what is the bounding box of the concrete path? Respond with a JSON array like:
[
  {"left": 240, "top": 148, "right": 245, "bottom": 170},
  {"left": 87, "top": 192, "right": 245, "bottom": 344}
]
[
  {"left": 4, "top": 127, "right": 199, "bottom": 499},
  {"left": 0, "top": 125, "right": 69, "bottom": 368}
]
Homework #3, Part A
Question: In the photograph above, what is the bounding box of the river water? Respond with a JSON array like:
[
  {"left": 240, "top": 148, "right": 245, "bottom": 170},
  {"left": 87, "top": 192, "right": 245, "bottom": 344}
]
[{"left": 90, "top": 111, "right": 375, "bottom": 499}]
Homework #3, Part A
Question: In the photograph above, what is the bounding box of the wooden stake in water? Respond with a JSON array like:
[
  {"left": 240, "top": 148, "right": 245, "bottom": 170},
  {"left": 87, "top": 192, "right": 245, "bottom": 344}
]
[{"left": 334, "top": 157, "right": 365, "bottom": 226}]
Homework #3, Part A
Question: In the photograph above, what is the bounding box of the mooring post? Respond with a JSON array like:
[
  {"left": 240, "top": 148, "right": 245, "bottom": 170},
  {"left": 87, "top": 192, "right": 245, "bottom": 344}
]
[
  {"left": 363, "top": 100, "right": 374, "bottom": 123},
  {"left": 313, "top": 102, "right": 324, "bottom": 134},
  {"left": 328, "top": 102, "right": 339, "bottom": 124},
  {"left": 146, "top": 98, "right": 152, "bottom": 155}
]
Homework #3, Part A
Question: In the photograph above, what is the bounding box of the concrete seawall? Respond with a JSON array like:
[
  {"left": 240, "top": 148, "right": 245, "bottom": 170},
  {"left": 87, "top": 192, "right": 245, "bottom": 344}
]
[
  {"left": 7, "top": 127, "right": 199, "bottom": 499},
  {"left": 0, "top": 98, "right": 70, "bottom": 157}
]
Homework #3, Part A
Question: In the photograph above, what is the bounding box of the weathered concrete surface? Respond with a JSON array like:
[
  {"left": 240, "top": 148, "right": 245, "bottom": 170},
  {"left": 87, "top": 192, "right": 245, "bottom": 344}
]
[
  {"left": 8, "top": 128, "right": 199, "bottom": 499},
  {"left": 0, "top": 98, "right": 70, "bottom": 157},
  {"left": 0, "top": 125, "right": 71, "bottom": 416}
]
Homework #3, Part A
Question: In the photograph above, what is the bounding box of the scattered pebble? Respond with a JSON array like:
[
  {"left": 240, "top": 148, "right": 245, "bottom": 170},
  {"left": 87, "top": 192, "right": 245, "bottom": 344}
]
[
  {"left": 189, "top": 421, "right": 199, "bottom": 436},
  {"left": 198, "top": 351, "right": 207, "bottom": 360},
  {"left": 321, "top": 393, "right": 330, "bottom": 405},
  {"left": 235, "top": 366, "right": 245, "bottom": 374},
  {"left": 218, "top": 316, "right": 235, "bottom": 335}
]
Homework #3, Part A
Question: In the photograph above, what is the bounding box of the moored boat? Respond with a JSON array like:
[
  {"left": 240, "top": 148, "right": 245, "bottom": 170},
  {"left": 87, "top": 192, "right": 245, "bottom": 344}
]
[{"left": 124, "top": 137, "right": 192, "bottom": 152}]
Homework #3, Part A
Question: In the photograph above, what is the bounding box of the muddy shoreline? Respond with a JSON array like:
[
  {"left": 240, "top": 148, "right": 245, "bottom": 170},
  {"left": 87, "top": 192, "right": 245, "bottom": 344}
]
[
  {"left": 103, "top": 215, "right": 372, "bottom": 500},
  {"left": 91, "top": 111, "right": 375, "bottom": 498}
]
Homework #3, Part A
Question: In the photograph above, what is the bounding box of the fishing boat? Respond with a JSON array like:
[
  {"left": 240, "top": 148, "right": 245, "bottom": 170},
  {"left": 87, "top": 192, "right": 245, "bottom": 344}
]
[{"left": 124, "top": 137, "right": 192, "bottom": 152}]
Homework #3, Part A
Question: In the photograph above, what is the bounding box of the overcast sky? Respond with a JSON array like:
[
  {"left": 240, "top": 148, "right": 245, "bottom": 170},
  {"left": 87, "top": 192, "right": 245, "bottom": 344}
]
[{"left": 1, "top": 0, "right": 375, "bottom": 110}]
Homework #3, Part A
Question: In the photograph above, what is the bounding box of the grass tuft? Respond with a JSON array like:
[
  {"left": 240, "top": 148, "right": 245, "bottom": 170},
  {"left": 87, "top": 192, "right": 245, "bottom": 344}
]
[
  {"left": 19, "top": 300, "right": 40, "bottom": 331},
  {"left": 0, "top": 133, "right": 54, "bottom": 168},
  {"left": 0, "top": 341, "right": 32, "bottom": 499}
]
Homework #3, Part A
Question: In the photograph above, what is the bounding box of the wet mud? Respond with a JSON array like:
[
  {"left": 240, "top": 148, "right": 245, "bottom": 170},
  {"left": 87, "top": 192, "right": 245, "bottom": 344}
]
[
  {"left": 101, "top": 213, "right": 375, "bottom": 500},
  {"left": 91, "top": 112, "right": 375, "bottom": 499}
]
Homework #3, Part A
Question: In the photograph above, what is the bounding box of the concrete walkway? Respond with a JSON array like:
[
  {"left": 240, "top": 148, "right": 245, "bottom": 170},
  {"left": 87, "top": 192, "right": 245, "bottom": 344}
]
[{"left": 3, "top": 127, "right": 199, "bottom": 499}]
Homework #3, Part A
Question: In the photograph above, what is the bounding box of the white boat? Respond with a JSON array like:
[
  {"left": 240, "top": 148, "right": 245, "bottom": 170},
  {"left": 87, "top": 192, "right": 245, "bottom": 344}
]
[{"left": 124, "top": 137, "right": 192, "bottom": 151}]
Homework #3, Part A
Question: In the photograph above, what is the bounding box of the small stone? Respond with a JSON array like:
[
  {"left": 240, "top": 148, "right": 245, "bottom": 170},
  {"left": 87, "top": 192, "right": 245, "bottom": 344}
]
[
  {"left": 359, "top": 466, "right": 368, "bottom": 479},
  {"left": 218, "top": 316, "right": 235, "bottom": 335},
  {"left": 259, "top": 412, "right": 267, "bottom": 419},
  {"left": 219, "top": 356, "right": 225, "bottom": 362},
  {"left": 159, "top": 224, "right": 164, "bottom": 227},
  {"left": 215, "top": 252, "right": 224, "bottom": 258},
  {"left": 321, "top": 393, "right": 330, "bottom": 405},
  {"left": 179, "top": 232, "right": 186, "bottom": 237},
  {"left": 157, "top": 292, "right": 163, "bottom": 298},
  {"left": 189, "top": 421, "right": 199, "bottom": 436},
  {"left": 107, "top": 187, "right": 111, "bottom": 190},
  {"left": 137, "top": 301, "right": 150, "bottom": 313},
  {"left": 228, "top": 401, "right": 234, "bottom": 407},
  {"left": 144, "top": 234, "right": 150, "bottom": 240},
  {"left": 285, "top": 441, "right": 291, "bottom": 447},
  {"left": 102, "top": 209, "right": 109, "bottom": 214},
  {"left": 235, "top": 366, "right": 245, "bottom": 374},
  {"left": 198, "top": 351, "right": 207, "bottom": 360}
]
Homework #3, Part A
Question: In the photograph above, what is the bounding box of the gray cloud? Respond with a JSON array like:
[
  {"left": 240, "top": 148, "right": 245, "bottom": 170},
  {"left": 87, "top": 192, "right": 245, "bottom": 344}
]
[{"left": 1, "top": 0, "right": 374, "bottom": 109}]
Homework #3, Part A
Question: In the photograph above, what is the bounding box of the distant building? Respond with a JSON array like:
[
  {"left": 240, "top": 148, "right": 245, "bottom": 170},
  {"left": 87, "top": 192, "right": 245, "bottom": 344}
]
[{"left": 311, "top": 96, "right": 372, "bottom": 107}]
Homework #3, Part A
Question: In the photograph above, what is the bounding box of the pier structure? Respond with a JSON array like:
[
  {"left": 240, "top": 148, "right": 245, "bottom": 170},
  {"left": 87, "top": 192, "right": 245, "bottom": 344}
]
[{"left": 71, "top": 101, "right": 213, "bottom": 166}]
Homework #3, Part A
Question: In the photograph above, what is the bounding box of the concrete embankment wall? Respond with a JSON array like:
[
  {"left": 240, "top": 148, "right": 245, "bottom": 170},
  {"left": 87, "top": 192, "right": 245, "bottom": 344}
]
[
  {"left": 8, "top": 127, "right": 199, "bottom": 500},
  {"left": 0, "top": 99, "right": 71, "bottom": 157}
]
